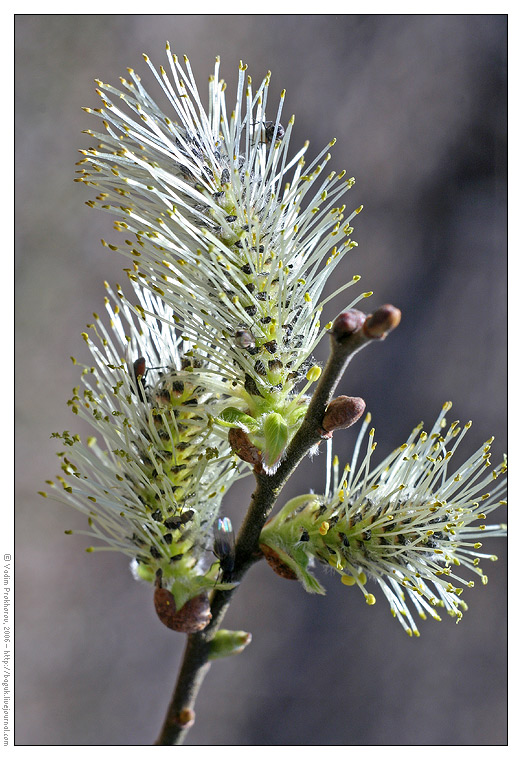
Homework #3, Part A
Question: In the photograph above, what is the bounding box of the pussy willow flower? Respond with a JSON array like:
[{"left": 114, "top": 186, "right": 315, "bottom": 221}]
[
  {"left": 260, "top": 403, "right": 507, "bottom": 636},
  {"left": 40, "top": 281, "right": 245, "bottom": 609},
  {"left": 75, "top": 45, "right": 371, "bottom": 471}
]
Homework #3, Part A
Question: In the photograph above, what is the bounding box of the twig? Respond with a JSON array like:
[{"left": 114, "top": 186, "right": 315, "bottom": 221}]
[{"left": 155, "top": 305, "right": 400, "bottom": 745}]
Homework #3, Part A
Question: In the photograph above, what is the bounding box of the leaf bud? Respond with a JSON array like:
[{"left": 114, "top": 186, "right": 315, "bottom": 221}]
[
  {"left": 331, "top": 309, "right": 366, "bottom": 340},
  {"left": 263, "top": 412, "right": 289, "bottom": 471},
  {"left": 321, "top": 396, "right": 366, "bottom": 434},
  {"left": 363, "top": 304, "right": 401, "bottom": 339},
  {"left": 208, "top": 629, "right": 252, "bottom": 660}
]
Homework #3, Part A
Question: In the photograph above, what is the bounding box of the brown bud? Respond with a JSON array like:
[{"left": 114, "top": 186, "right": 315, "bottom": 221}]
[
  {"left": 228, "top": 427, "right": 263, "bottom": 468},
  {"left": 363, "top": 304, "right": 401, "bottom": 339},
  {"left": 154, "top": 586, "right": 177, "bottom": 628},
  {"left": 331, "top": 309, "right": 366, "bottom": 340},
  {"left": 321, "top": 396, "right": 366, "bottom": 434},
  {"left": 154, "top": 589, "right": 212, "bottom": 633},
  {"left": 175, "top": 708, "right": 195, "bottom": 728},
  {"left": 260, "top": 544, "right": 298, "bottom": 581}
]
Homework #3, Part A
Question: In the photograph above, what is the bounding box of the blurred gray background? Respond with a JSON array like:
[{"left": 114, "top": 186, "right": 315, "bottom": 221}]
[{"left": 15, "top": 14, "right": 507, "bottom": 746}]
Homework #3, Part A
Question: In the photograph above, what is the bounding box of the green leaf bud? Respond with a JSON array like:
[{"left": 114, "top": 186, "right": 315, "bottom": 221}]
[
  {"left": 208, "top": 629, "right": 252, "bottom": 660},
  {"left": 263, "top": 412, "right": 289, "bottom": 472}
]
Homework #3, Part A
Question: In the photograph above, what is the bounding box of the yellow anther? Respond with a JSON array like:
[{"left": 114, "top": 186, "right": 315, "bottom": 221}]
[{"left": 306, "top": 365, "right": 322, "bottom": 382}]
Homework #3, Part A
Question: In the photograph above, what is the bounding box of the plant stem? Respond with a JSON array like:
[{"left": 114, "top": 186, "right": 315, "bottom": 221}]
[{"left": 154, "top": 307, "right": 398, "bottom": 745}]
